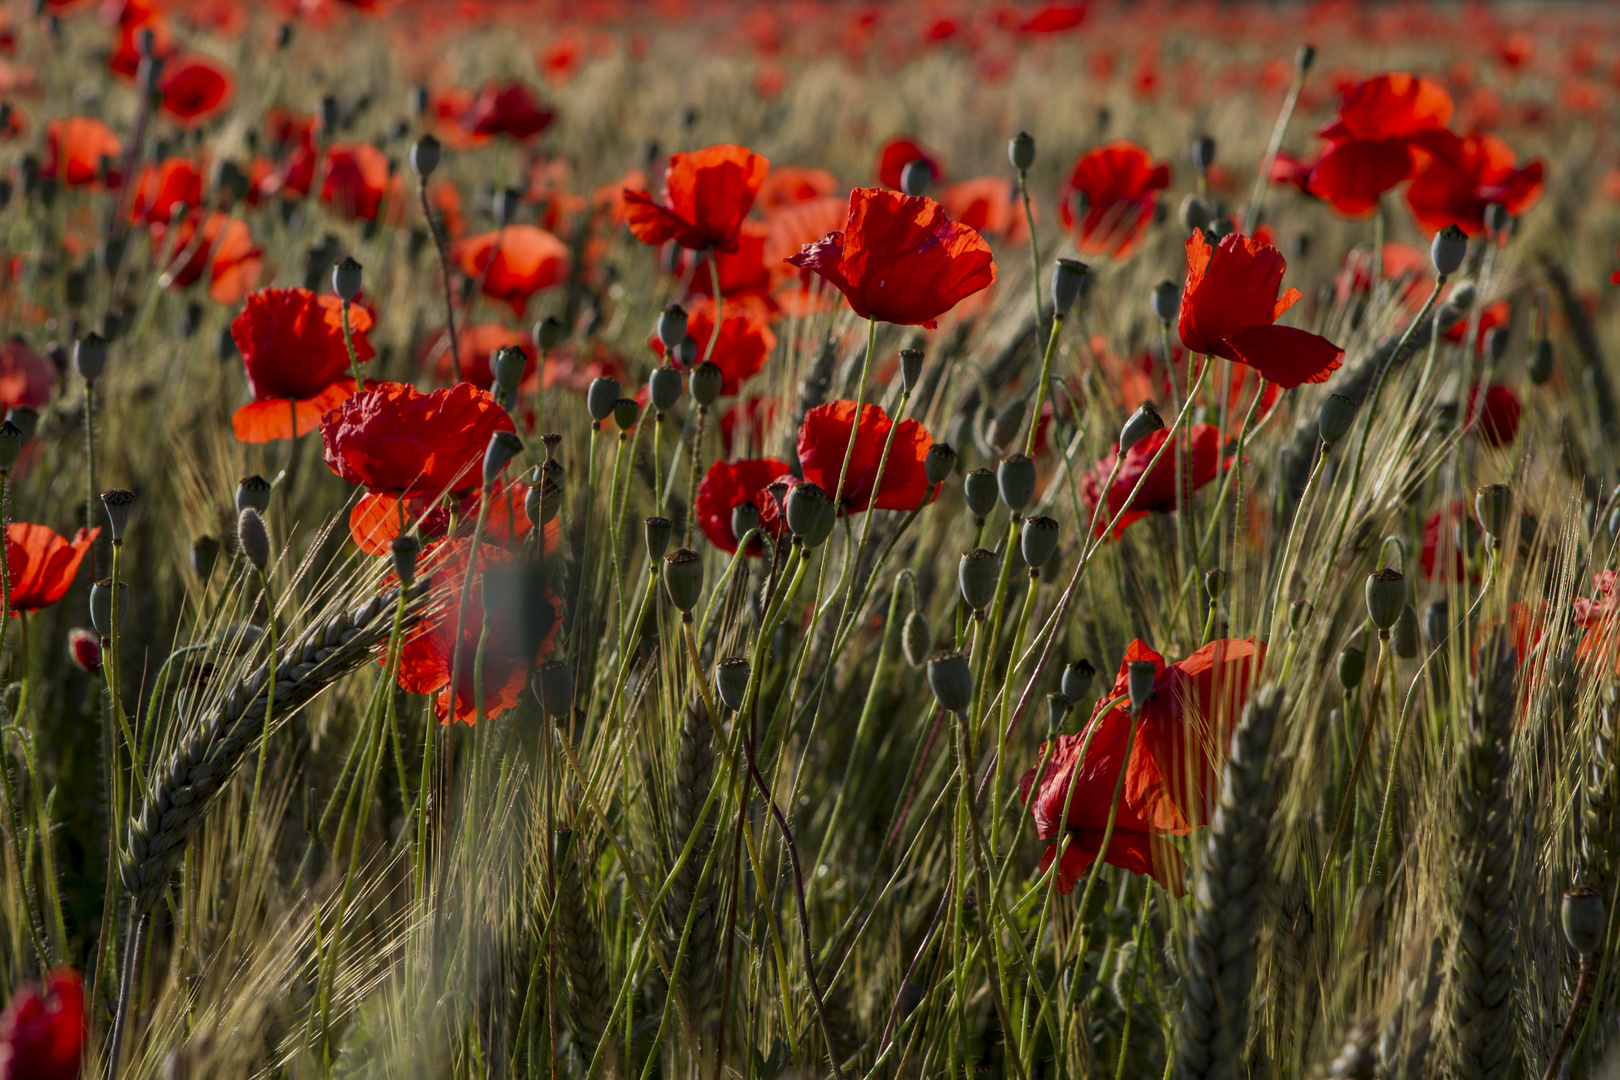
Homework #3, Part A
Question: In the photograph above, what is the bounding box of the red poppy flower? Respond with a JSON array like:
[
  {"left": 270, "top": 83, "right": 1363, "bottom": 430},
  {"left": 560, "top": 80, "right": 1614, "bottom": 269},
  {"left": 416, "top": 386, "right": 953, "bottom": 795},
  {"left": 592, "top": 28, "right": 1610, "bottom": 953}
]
[
  {"left": 0, "top": 967, "right": 85, "bottom": 1080},
  {"left": 40, "top": 117, "right": 122, "bottom": 188},
  {"left": 157, "top": 55, "right": 235, "bottom": 127},
  {"left": 421, "top": 323, "right": 533, "bottom": 390},
  {"left": 1575, "top": 571, "right": 1620, "bottom": 675},
  {"left": 5, "top": 524, "right": 98, "bottom": 615},
  {"left": 320, "top": 143, "right": 395, "bottom": 222},
  {"left": 757, "top": 165, "right": 839, "bottom": 209},
  {"left": 1465, "top": 383, "right": 1521, "bottom": 448},
  {"left": 451, "top": 226, "right": 569, "bottom": 319},
  {"left": 695, "top": 457, "right": 793, "bottom": 555},
  {"left": 650, "top": 295, "right": 775, "bottom": 397},
  {"left": 321, "top": 381, "right": 514, "bottom": 496},
  {"left": 230, "top": 287, "right": 372, "bottom": 443},
  {"left": 1420, "top": 500, "right": 1476, "bottom": 582},
  {"left": 785, "top": 187, "right": 996, "bottom": 328},
  {"left": 1079, "top": 422, "right": 1221, "bottom": 538},
  {"left": 1178, "top": 231, "right": 1344, "bottom": 388},
  {"left": 349, "top": 477, "right": 541, "bottom": 557},
  {"left": 1305, "top": 72, "right": 1454, "bottom": 216},
  {"left": 719, "top": 395, "right": 779, "bottom": 457},
  {"left": 151, "top": 211, "right": 263, "bottom": 305},
  {"left": 796, "top": 401, "right": 937, "bottom": 514},
  {"left": 128, "top": 157, "right": 203, "bottom": 226},
  {"left": 0, "top": 339, "right": 56, "bottom": 411},
  {"left": 1017, "top": 3, "right": 1087, "bottom": 33},
  {"left": 939, "top": 176, "right": 1029, "bottom": 245},
  {"left": 875, "top": 136, "right": 943, "bottom": 190},
  {"left": 69, "top": 628, "right": 102, "bottom": 674},
  {"left": 1404, "top": 133, "right": 1544, "bottom": 236},
  {"left": 459, "top": 80, "right": 554, "bottom": 141},
  {"left": 680, "top": 221, "right": 772, "bottom": 300},
  {"left": 764, "top": 196, "right": 848, "bottom": 314},
  {"left": 1058, "top": 141, "right": 1172, "bottom": 259},
  {"left": 624, "top": 143, "right": 770, "bottom": 253}
]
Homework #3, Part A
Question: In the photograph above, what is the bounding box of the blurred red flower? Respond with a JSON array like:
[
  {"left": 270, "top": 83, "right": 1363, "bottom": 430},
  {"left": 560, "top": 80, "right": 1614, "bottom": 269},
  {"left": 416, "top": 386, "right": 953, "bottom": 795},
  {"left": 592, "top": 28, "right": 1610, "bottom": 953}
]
[
  {"left": 625, "top": 143, "right": 770, "bottom": 253},
  {"left": 230, "top": 287, "right": 372, "bottom": 443},
  {"left": 128, "top": 157, "right": 203, "bottom": 225},
  {"left": 0, "top": 967, "right": 85, "bottom": 1080},
  {"left": 0, "top": 339, "right": 56, "bottom": 411},
  {"left": 757, "top": 165, "right": 839, "bottom": 209},
  {"left": 796, "top": 401, "right": 937, "bottom": 514},
  {"left": 451, "top": 226, "right": 570, "bottom": 319},
  {"left": 680, "top": 221, "right": 773, "bottom": 300},
  {"left": 650, "top": 295, "right": 775, "bottom": 397},
  {"left": 1017, "top": 3, "right": 1086, "bottom": 33},
  {"left": 69, "top": 628, "right": 102, "bottom": 673},
  {"left": 874, "top": 135, "right": 942, "bottom": 190},
  {"left": 320, "top": 142, "right": 395, "bottom": 222},
  {"left": 764, "top": 196, "right": 848, "bottom": 314},
  {"left": 1404, "top": 132, "right": 1543, "bottom": 235},
  {"left": 1466, "top": 383, "right": 1522, "bottom": 448},
  {"left": 939, "top": 176, "right": 1029, "bottom": 244},
  {"left": 152, "top": 210, "right": 263, "bottom": 305},
  {"left": 1059, "top": 141, "right": 1171, "bottom": 259},
  {"left": 695, "top": 456, "right": 793, "bottom": 555},
  {"left": 1420, "top": 500, "right": 1474, "bottom": 582},
  {"left": 421, "top": 323, "right": 533, "bottom": 390},
  {"left": 460, "top": 80, "right": 554, "bottom": 140},
  {"left": 5, "top": 525, "right": 98, "bottom": 615},
  {"left": 320, "top": 381, "right": 513, "bottom": 496},
  {"left": 1079, "top": 423, "right": 1221, "bottom": 538},
  {"left": 1306, "top": 72, "right": 1454, "bottom": 216},
  {"left": 41, "top": 117, "right": 121, "bottom": 187},
  {"left": 157, "top": 55, "right": 235, "bottom": 127}
]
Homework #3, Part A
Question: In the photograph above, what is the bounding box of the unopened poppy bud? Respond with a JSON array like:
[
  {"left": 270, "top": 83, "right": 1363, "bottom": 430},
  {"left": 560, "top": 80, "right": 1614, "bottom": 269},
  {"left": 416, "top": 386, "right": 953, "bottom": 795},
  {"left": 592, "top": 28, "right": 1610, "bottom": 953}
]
[
  {"left": 685, "top": 362, "right": 721, "bottom": 407},
  {"left": 715, "top": 657, "right": 751, "bottom": 710},
  {"left": 924, "top": 442, "right": 956, "bottom": 485},
  {"left": 534, "top": 659, "right": 573, "bottom": 721},
  {"left": 1119, "top": 403, "right": 1164, "bottom": 454},
  {"left": 900, "top": 159, "right": 932, "bottom": 196},
  {"left": 959, "top": 548, "right": 1000, "bottom": 613},
  {"left": 613, "top": 398, "right": 640, "bottom": 432},
  {"left": 1483, "top": 202, "right": 1509, "bottom": 237},
  {"left": 317, "top": 93, "right": 340, "bottom": 136},
  {"left": 1337, "top": 645, "right": 1365, "bottom": 690},
  {"left": 74, "top": 332, "right": 107, "bottom": 382},
  {"left": 584, "top": 376, "right": 621, "bottom": 422},
  {"left": 482, "top": 431, "right": 523, "bottom": 487},
  {"left": 238, "top": 508, "right": 270, "bottom": 571},
  {"left": 101, "top": 488, "right": 136, "bottom": 543},
  {"left": 1295, "top": 43, "right": 1316, "bottom": 72},
  {"left": 1061, "top": 659, "right": 1096, "bottom": 702},
  {"left": 997, "top": 454, "right": 1037, "bottom": 512},
  {"left": 657, "top": 304, "right": 688, "bottom": 349},
  {"left": 1484, "top": 326, "right": 1509, "bottom": 364},
  {"left": 5, "top": 407, "right": 37, "bottom": 447},
  {"left": 1191, "top": 135, "right": 1217, "bottom": 175},
  {"left": 963, "top": 468, "right": 999, "bottom": 520},
  {"left": 730, "top": 501, "right": 760, "bottom": 543},
  {"left": 1150, "top": 280, "right": 1180, "bottom": 324},
  {"left": 1127, "top": 659, "right": 1157, "bottom": 713},
  {"left": 1051, "top": 258, "right": 1090, "bottom": 315},
  {"left": 1365, "top": 568, "right": 1405, "bottom": 633},
  {"left": 1179, "top": 193, "right": 1211, "bottom": 234},
  {"left": 389, "top": 534, "right": 420, "bottom": 586},
  {"left": 530, "top": 317, "right": 563, "bottom": 354},
  {"left": 926, "top": 650, "right": 974, "bottom": 713},
  {"left": 901, "top": 611, "right": 933, "bottom": 668},
  {"left": 1319, "top": 393, "right": 1358, "bottom": 445},
  {"left": 785, "top": 482, "right": 835, "bottom": 547},
  {"left": 493, "top": 187, "right": 521, "bottom": 228},
  {"left": 662, "top": 548, "right": 704, "bottom": 613},
  {"left": 1021, "top": 515, "right": 1060, "bottom": 567},
  {"left": 986, "top": 398, "right": 1026, "bottom": 453},
  {"left": 69, "top": 628, "right": 102, "bottom": 673},
  {"left": 899, "top": 348, "right": 924, "bottom": 393},
  {"left": 1289, "top": 598, "right": 1312, "bottom": 632},
  {"left": 190, "top": 536, "right": 219, "bottom": 580},
  {"left": 1392, "top": 603, "right": 1420, "bottom": 659},
  {"left": 1009, "top": 131, "right": 1035, "bottom": 172},
  {"left": 275, "top": 22, "right": 294, "bottom": 49},
  {"left": 1529, "top": 338, "right": 1553, "bottom": 385},
  {"left": 1475, "top": 483, "right": 1513, "bottom": 543},
  {"left": 332, "top": 256, "right": 363, "bottom": 303},
  {"left": 647, "top": 366, "right": 683, "bottom": 414},
  {"left": 1562, "top": 887, "right": 1605, "bottom": 960},
  {"left": 410, "top": 135, "right": 441, "bottom": 179},
  {"left": 1430, "top": 224, "right": 1467, "bottom": 277},
  {"left": 1205, "top": 567, "right": 1228, "bottom": 600},
  {"left": 0, "top": 420, "right": 21, "bottom": 471},
  {"left": 491, "top": 346, "right": 527, "bottom": 393},
  {"left": 1046, "top": 692, "right": 1071, "bottom": 733},
  {"left": 89, "top": 578, "right": 129, "bottom": 637}
]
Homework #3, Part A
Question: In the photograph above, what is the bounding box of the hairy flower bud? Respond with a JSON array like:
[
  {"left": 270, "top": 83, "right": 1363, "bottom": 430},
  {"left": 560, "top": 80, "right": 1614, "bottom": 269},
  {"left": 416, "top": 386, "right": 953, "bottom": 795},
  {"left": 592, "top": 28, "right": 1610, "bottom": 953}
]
[
  {"left": 901, "top": 611, "right": 933, "bottom": 668},
  {"left": 238, "top": 508, "right": 270, "bottom": 571}
]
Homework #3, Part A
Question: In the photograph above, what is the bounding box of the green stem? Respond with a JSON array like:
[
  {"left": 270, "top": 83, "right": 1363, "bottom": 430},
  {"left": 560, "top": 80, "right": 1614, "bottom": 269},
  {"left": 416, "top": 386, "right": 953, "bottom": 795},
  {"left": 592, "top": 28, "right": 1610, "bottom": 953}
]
[
  {"left": 1024, "top": 313, "right": 1064, "bottom": 458},
  {"left": 341, "top": 299, "right": 364, "bottom": 390}
]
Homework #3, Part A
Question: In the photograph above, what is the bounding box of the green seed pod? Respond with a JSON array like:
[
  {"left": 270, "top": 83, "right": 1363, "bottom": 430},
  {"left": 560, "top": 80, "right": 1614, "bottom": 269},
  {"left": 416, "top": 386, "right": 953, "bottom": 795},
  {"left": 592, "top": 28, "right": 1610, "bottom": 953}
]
[
  {"left": 1319, "top": 393, "right": 1357, "bottom": 445},
  {"left": 1289, "top": 599, "right": 1312, "bottom": 632},
  {"left": 1008, "top": 131, "right": 1035, "bottom": 172},
  {"left": 1119, "top": 403, "right": 1164, "bottom": 454},
  {"left": 215, "top": 325, "right": 237, "bottom": 362},
  {"left": 730, "top": 501, "right": 760, "bottom": 544},
  {"left": 491, "top": 345, "right": 527, "bottom": 393},
  {"left": 235, "top": 474, "right": 271, "bottom": 514},
  {"left": 533, "top": 659, "right": 573, "bottom": 721},
  {"left": 409, "top": 134, "right": 441, "bottom": 178},
  {"left": 644, "top": 516, "right": 672, "bottom": 561},
  {"left": 901, "top": 611, "right": 933, "bottom": 668},
  {"left": 1046, "top": 692, "right": 1071, "bottom": 734},
  {"left": 1430, "top": 224, "right": 1467, "bottom": 276},
  {"left": 662, "top": 548, "right": 704, "bottom": 614},
  {"left": 1020, "top": 515, "right": 1060, "bottom": 567},
  {"left": 923, "top": 442, "right": 956, "bottom": 485},
  {"left": 190, "top": 536, "right": 219, "bottom": 581},
  {"left": 390, "top": 534, "right": 420, "bottom": 587},
  {"left": 1178, "top": 193, "right": 1212, "bottom": 234},
  {"left": 482, "top": 431, "right": 523, "bottom": 486},
  {"left": 986, "top": 398, "right": 1026, "bottom": 453},
  {"left": 1365, "top": 568, "right": 1405, "bottom": 632},
  {"left": 715, "top": 656, "right": 751, "bottom": 711},
  {"left": 1562, "top": 887, "right": 1605, "bottom": 960},
  {"left": 1150, "top": 280, "right": 1180, "bottom": 324},
  {"left": 1392, "top": 602, "right": 1420, "bottom": 659},
  {"left": 689, "top": 361, "right": 724, "bottom": 407},
  {"left": 1061, "top": 659, "right": 1096, "bottom": 702},
  {"left": 963, "top": 468, "right": 999, "bottom": 520},
  {"left": 900, "top": 159, "right": 932, "bottom": 197},
  {"left": 1337, "top": 645, "right": 1365, "bottom": 690},
  {"left": 533, "top": 315, "right": 564, "bottom": 353},
  {"left": 926, "top": 650, "right": 974, "bottom": 713},
  {"left": 1424, "top": 601, "right": 1449, "bottom": 648},
  {"left": 5, "top": 407, "right": 37, "bottom": 447},
  {"left": 586, "top": 376, "right": 621, "bottom": 422},
  {"left": 101, "top": 488, "right": 136, "bottom": 543},
  {"left": 1204, "top": 568, "right": 1228, "bottom": 601},
  {"left": 1483, "top": 202, "right": 1509, "bottom": 237},
  {"left": 657, "top": 304, "right": 688, "bottom": 348},
  {"left": 332, "top": 256, "right": 363, "bottom": 302},
  {"left": 0, "top": 420, "right": 21, "bottom": 472},
  {"left": 1529, "top": 338, "right": 1553, "bottom": 385},
  {"left": 1484, "top": 325, "right": 1509, "bottom": 364},
  {"left": 1474, "top": 483, "right": 1513, "bottom": 544},
  {"left": 959, "top": 548, "right": 1001, "bottom": 612},
  {"left": 1051, "top": 258, "right": 1090, "bottom": 315},
  {"left": 526, "top": 461, "right": 562, "bottom": 525},
  {"left": 784, "top": 482, "right": 835, "bottom": 547},
  {"left": 997, "top": 453, "right": 1037, "bottom": 512},
  {"left": 648, "top": 365, "right": 683, "bottom": 413},
  {"left": 74, "top": 332, "right": 108, "bottom": 382},
  {"left": 899, "top": 349, "right": 924, "bottom": 394},
  {"left": 1127, "top": 659, "right": 1157, "bottom": 713},
  {"left": 613, "top": 397, "right": 640, "bottom": 433},
  {"left": 89, "top": 578, "right": 130, "bottom": 638},
  {"left": 1190, "top": 135, "right": 1216, "bottom": 175}
]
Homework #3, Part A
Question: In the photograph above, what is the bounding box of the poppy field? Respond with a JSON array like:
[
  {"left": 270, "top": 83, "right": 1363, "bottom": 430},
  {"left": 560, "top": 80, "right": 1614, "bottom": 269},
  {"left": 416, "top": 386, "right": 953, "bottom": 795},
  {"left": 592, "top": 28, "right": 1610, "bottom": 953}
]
[{"left": 2, "top": 0, "right": 1620, "bottom": 1077}]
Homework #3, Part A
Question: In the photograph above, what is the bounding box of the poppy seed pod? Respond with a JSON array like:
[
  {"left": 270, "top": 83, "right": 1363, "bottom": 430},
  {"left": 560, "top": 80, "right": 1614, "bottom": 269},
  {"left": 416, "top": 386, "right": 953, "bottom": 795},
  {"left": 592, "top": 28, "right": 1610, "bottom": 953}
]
[
  {"left": 493, "top": 187, "right": 520, "bottom": 228},
  {"left": 527, "top": 462, "right": 563, "bottom": 525},
  {"left": 731, "top": 500, "right": 760, "bottom": 544},
  {"left": 1423, "top": 601, "right": 1449, "bottom": 648},
  {"left": 673, "top": 337, "right": 698, "bottom": 369},
  {"left": 689, "top": 361, "right": 724, "bottom": 407},
  {"left": 899, "top": 348, "right": 924, "bottom": 394},
  {"left": 534, "top": 659, "right": 573, "bottom": 721},
  {"left": 986, "top": 398, "right": 1027, "bottom": 453},
  {"left": 1191, "top": 136, "right": 1217, "bottom": 175},
  {"left": 215, "top": 325, "right": 238, "bottom": 362},
  {"left": 613, "top": 398, "right": 640, "bottom": 433},
  {"left": 101, "top": 488, "right": 136, "bottom": 543},
  {"left": 1474, "top": 483, "right": 1513, "bottom": 545},
  {"left": 390, "top": 534, "right": 420, "bottom": 586},
  {"left": 715, "top": 657, "right": 751, "bottom": 710},
  {"left": 586, "top": 376, "right": 621, "bottom": 422},
  {"left": 1562, "top": 887, "right": 1605, "bottom": 960},
  {"left": 997, "top": 454, "right": 1037, "bottom": 512},
  {"left": 657, "top": 304, "right": 688, "bottom": 349},
  {"left": 1061, "top": 659, "right": 1096, "bottom": 702},
  {"left": 5, "top": 407, "right": 37, "bottom": 447},
  {"left": 1483, "top": 325, "right": 1509, "bottom": 365},
  {"left": 1392, "top": 603, "right": 1420, "bottom": 659},
  {"left": 332, "top": 256, "right": 363, "bottom": 303},
  {"left": 1046, "top": 692, "right": 1071, "bottom": 733},
  {"left": 1430, "top": 224, "right": 1468, "bottom": 277},
  {"left": 963, "top": 468, "right": 999, "bottom": 520},
  {"left": 901, "top": 611, "right": 933, "bottom": 668},
  {"left": 74, "top": 332, "right": 108, "bottom": 382},
  {"left": 190, "top": 536, "right": 219, "bottom": 580},
  {"left": 1529, "top": 338, "right": 1553, "bottom": 385},
  {"left": 1051, "top": 258, "right": 1090, "bottom": 315},
  {"left": 0, "top": 420, "right": 21, "bottom": 472},
  {"left": 1009, "top": 131, "right": 1035, "bottom": 172},
  {"left": 1289, "top": 599, "right": 1312, "bottom": 632},
  {"left": 926, "top": 650, "right": 974, "bottom": 713},
  {"left": 89, "top": 578, "right": 130, "bottom": 638},
  {"left": 238, "top": 508, "right": 271, "bottom": 572},
  {"left": 1483, "top": 202, "right": 1509, "bottom": 237},
  {"left": 648, "top": 366, "right": 683, "bottom": 413},
  {"left": 491, "top": 346, "right": 527, "bottom": 393},
  {"left": 1179, "top": 193, "right": 1212, "bottom": 234},
  {"left": 923, "top": 442, "right": 956, "bottom": 485},
  {"left": 1295, "top": 43, "right": 1317, "bottom": 71},
  {"left": 1205, "top": 567, "right": 1228, "bottom": 600},
  {"left": 1119, "top": 403, "right": 1164, "bottom": 454},
  {"left": 1020, "top": 515, "right": 1061, "bottom": 568},
  {"left": 1337, "top": 644, "right": 1365, "bottom": 690},
  {"left": 1127, "top": 659, "right": 1157, "bottom": 713},
  {"left": 900, "top": 159, "right": 932, "bottom": 196},
  {"left": 662, "top": 548, "right": 704, "bottom": 614},
  {"left": 785, "top": 482, "right": 835, "bottom": 547},
  {"left": 235, "top": 475, "right": 272, "bottom": 514},
  {"left": 959, "top": 548, "right": 1001, "bottom": 612},
  {"left": 409, "top": 135, "right": 441, "bottom": 179},
  {"left": 1319, "top": 393, "right": 1358, "bottom": 445},
  {"left": 482, "top": 431, "right": 523, "bottom": 486},
  {"left": 644, "top": 516, "right": 672, "bottom": 562},
  {"left": 1150, "top": 280, "right": 1180, "bottom": 324},
  {"left": 533, "top": 316, "right": 564, "bottom": 353},
  {"left": 1365, "top": 568, "right": 1405, "bottom": 632}
]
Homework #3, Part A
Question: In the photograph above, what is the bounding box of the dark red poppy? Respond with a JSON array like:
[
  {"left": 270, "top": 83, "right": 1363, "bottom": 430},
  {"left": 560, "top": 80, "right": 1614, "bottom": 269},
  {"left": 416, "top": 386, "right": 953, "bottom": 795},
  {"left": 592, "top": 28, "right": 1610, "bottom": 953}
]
[
  {"left": 1465, "top": 383, "right": 1522, "bottom": 448},
  {"left": 624, "top": 143, "right": 770, "bottom": 253},
  {"left": 128, "top": 157, "right": 203, "bottom": 225},
  {"left": 151, "top": 211, "right": 263, "bottom": 305},
  {"left": 1178, "top": 231, "right": 1344, "bottom": 388},
  {"left": 680, "top": 221, "right": 772, "bottom": 300},
  {"left": 1420, "top": 500, "right": 1475, "bottom": 582},
  {"left": 875, "top": 136, "right": 943, "bottom": 190},
  {"left": 1017, "top": 3, "right": 1087, "bottom": 33},
  {"left": 719, "top": 395, "right": 779, "bottom": 457},
  {"left": 230, "top": 287, "right": 372, "bottom": 443},
  {"left": 757, "top": 165, "right": 839, "bottom": 209},
  {"left": 0, "top": 339, "right": 56, "bottom": 411},
  {"left": 5, "top": 524, "right": 97, "bottom": 615},
  {"left": 68, "top": 628, "right": 101, "bottom": 674},
  {"left": 451, "top": 226, "right": 570, "bottom": 319},
  {"left": 1404, "top": 133, "right": 1543, "bottom": 236},
  {"left": 796, "top": 401, "right": 937, "bottom": 514},
  {"left": 695, "top": 457, "right": 793, "bottom": 555},
  {"left": 1079, "top": 422, "right": 1221, "bottom": 538},
  {"left": 650, "top": 295, "right": 775, "bottom": 397},
  {"left": 40, "top": 117, "right": 121, "bottom": 188},
  {"left": 320, "top": 142, "right": 395, "bottom": 222},
  {"left": 0, "top": 967, "right": 85, "bottom": 1080},
  {"left": 421, "top": 323, "right": 533, "bottom": 390},
  {"left": 1058, "top": 142, "right": 1171, "bottom": 259},
  {"left": 157, "top": 55, "right": 235, "bottom": 127},
  {"left": 786, "top": 187, "right": 996, "bottom": 328},
  {"left": 321, "top": 381, "right": 514, "bottom": 496},
  {"left": 459, "top": 80, "right": 555, "bottom": 141},
  {"left": 1305, "top": 72, "right": 1454, "bottom": 216}
]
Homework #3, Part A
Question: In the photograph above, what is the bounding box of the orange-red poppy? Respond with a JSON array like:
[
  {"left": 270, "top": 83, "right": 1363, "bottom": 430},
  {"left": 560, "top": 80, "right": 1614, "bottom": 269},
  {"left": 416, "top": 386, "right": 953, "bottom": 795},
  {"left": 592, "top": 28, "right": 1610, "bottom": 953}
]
[
  {"left": 939, "top": 176, "right": 1029, "bottom": 245},
  {"left": 459, "top": 80, "right": 554, "bottom": 140},
  {"left": 1079, "top": 423, "right": 1222, "bottom": 538},
  {"left": 320, "top": 142, "right": 395, "bottom": 222},
  {"left": 695, "top": 456, "right": 792, "bottom": 555},
  {"left": 41, "top": 117, "right": 121, "bottom": 188},
  {"left": 451, "top": 226, "right": 569, "bottom": 319},
  {"left": 1405, "top": 132, "right": 1543, "bottom": 236},
  {"left": 624, "top": 143, "right": 769, "bottom": 253},
  {"left": 757, "top": 165, "right": 839, "bottom": 209},
  {"left": 420, "top": 323, "right": 533, "bottom": 390},
  {"left": 1305, "top": 72, "right": 1455, "bottom": 216},
  {"left": 1058, "top": 141, "right": 1171, "bottom": 259},
  {"left": 5, "top": 524, "right": 98, "bottom": 615},
  {"left": 0, "top": 967, "right": 85, "bottom": 1080},
  {"left": 679, "top": 221, "right": 773, "bottom": 300},
  {"left": 796, "top": 401, "right": 937, "bottom": 514},
  {"left": 320, "top": 381, "right": 513, "bottom": 497},
  {"left": 0, "top": 339, "right": 56, "bottom": 412},
  {"left": 230, "top": 287, "right": 372, "bottom": 443},
  {"left": 128, "top": 157, "right": 203, "bottom": 226},
  {"left": 151, "top": 211, "right": 263, "bottom": 305}
]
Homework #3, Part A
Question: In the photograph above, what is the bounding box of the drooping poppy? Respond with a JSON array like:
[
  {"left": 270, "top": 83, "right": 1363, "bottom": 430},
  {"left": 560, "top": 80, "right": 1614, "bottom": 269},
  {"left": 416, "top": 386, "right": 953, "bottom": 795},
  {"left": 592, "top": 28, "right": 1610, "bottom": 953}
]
[
  {"left": 230, "top": 287, "right": 372, "bottom": 443},
  {"left": 1305, "top": 72, "right": 1454, "bottom": 216},
  {"left": 151, "top": 211, "right": 263, "bottom": 305},
  {"left": 875, "top": 136, "right": 943, "bottom": 190},
  {"left": 5, "top": 525, "right": 97, "bottom": 615},
  {"left": 1178, "top": 231, "right": 1344, "bottom": 388},
  {"left": 650, "top": 295, "right": 775, "bottom": 397},
  {"left": 157, "top": 55, "right": 235, "bottom": 127},
  {"left": 1465, "top": 383, "right": 1522, "bottom": 448},
  {"left": 40, "top": 117, "right": 122, "bottom": 187},
  {"left": 1078, "top": 423, "right": 1222, "bottom": 538},
  {"left": 757, "top": 165, "right": 839, "bottom": 209},
  {"left": 695, "top": 457, "right": 793, "bottom": 555},
  {"left": 128, "top": 157, "right": 203, "bottom": 226},
  {"left": 796, "top": 401, "right": 937, "bottom": 514},
  {"left": 624, "top": 143, "right": 770, "bottom": 253},
  {"left": 1404, "top": 132, "right": 1544, "bottom": 235},
  {"left": 939, "top": 176, "right": 1030, "bottom": 245},
  {"left": 0, "top": 339, "right": 56, "bottom": 412},
  {"left": 451, "top": 226, "right": 570, "bottom": 319},
  {"left": 421, "top": 323, "right": 533, "bottom": 390},
  {"left": 320, "top": 380, "right": 514, "bottom": 497},
  {"left": 459, "top": 80, "right": 555, "bottom": 141},
  {"left": 1058, "top": 141, "right": 1172, "bottom": 259},
  {"left": 785, "top": 187, "right": 996, "bottom": 328},
  {"left": 0, "top": 967, "right": 85, "bottom": 1080},
  {"left": 320, "top": 142, "right": 395, "bottom": 222}
]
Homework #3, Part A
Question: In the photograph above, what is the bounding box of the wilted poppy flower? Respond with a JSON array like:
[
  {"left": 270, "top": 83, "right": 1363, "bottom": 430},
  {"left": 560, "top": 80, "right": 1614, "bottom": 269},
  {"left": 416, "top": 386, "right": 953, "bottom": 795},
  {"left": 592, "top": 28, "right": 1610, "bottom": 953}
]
[
  {"left": 625, "top": 143, "right": 770, "bottom": 253},
  {"left": 321, "top": 381, "right": 514, "bottom": 496},
  {"left": 451, "top": 226, "right": 569, "bottom": 319},
  {"left": 939, "top": 177, "right": 1029, "bottom": 244},
  {"left": 1079, "top": 423, "right": 1221, "bottom": 538},
  {"left": 128, "top": 157, "right": 203, "bottom": 226},
  {"left": 650, "top": 296, "right": 775, "bottom": 397},
  {"left": 796, "top": 401, "right": 937, "bottom": 514},
  {"left": 421, "top": 323, "right": 533, "bottom": 390},
  {"left": 1058, "top": 141, "right": 1171, "bottom": 259},
  {"left": 157, "top": 55, "right": 235, "bottom": 127},
  {"left": 1305, "top": 72, "right": 1454, "bottom": 216},
  {"left": 695, "top": 456, "right": 793, "bottom": 554},
  {"left": 1179, "top": 231, "right": 1344, "bottom": 388},
  {"left": 5, "top": 524, "right": 98, "bottom": 615},
  {"left": 1465, "top": 383, "right": 1522, "bottom": 448},
  {"left": 459, "top": 80, "right": 555, "bottom": 141},
  {"left": 0, "top": 967, "right": 85, "bottom": 1080},
  {"left": 41, "top": 117, "right": 122, "bottom": 187},
  {"left": 786, "top": 187, "right": 996, "bottom": 328},
  {"left": 0, "top": 339, "right": 56, "bottom": 412},
  {"left": 230, "top": 287, "right": 373, "bottom": 443},
  {"left": 875, "top": 136, "right": 942, "bottom": 190},
  {"left": 1404, "top": 133, "right": 1544, "bottom": 235},
  {"left": 152, "top": 211, "right": 263, "bottom": 305},
  {"left": 320, "top": 142, "right": 395, "bottom": 222},
  {"left": 758, "top": 165, "right": 839, "bottom": 209}
]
